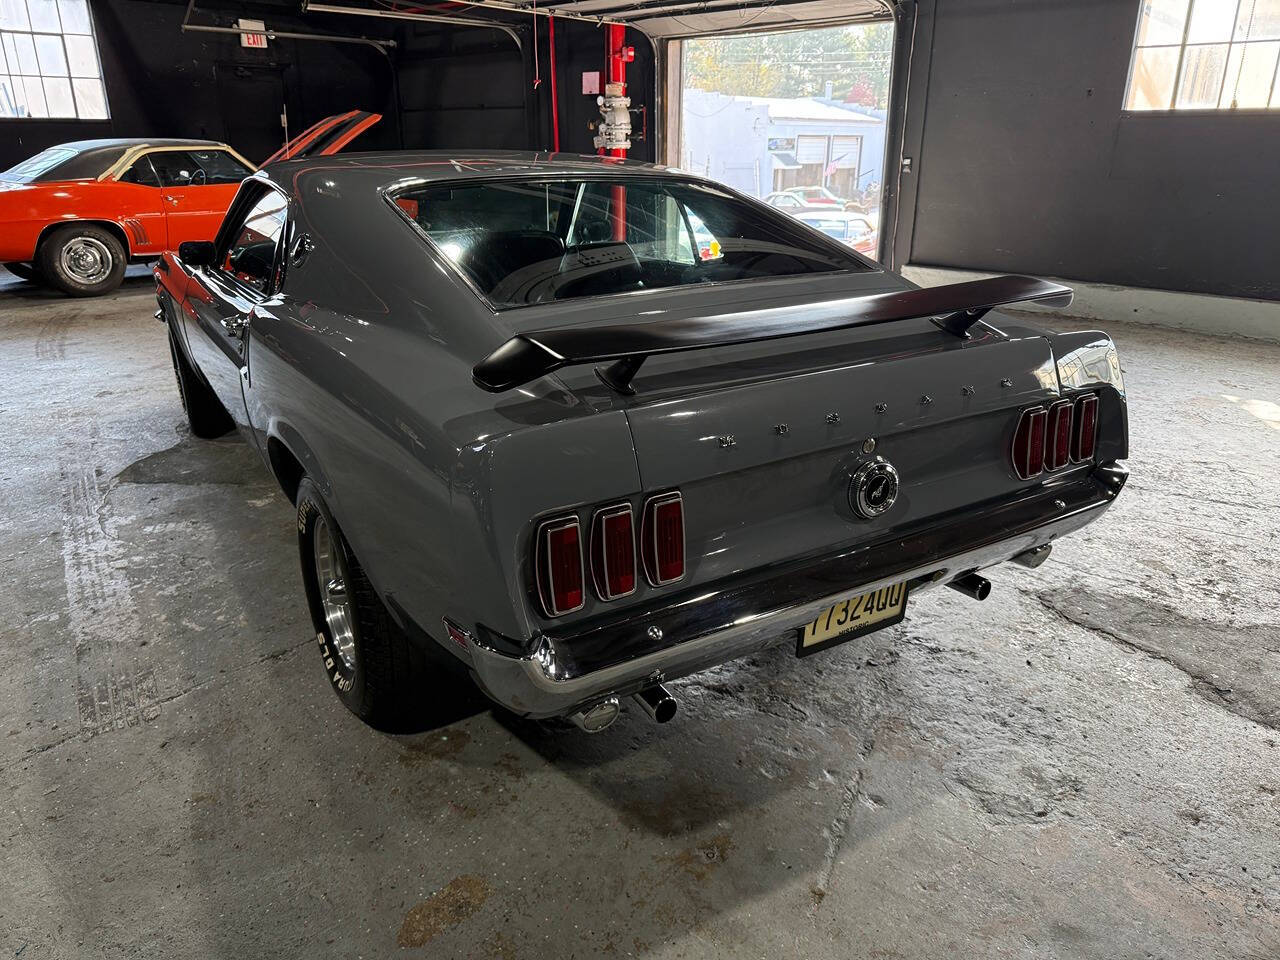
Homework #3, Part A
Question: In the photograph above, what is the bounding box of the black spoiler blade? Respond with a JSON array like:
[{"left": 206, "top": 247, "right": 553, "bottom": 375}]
[{"left": 472, "top": 274, "right": 1072, "bottom": 394}]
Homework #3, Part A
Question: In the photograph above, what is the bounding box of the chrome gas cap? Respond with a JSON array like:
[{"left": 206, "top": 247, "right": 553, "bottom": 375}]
[{"left": 849, "top": 456, "right": 900, "bottom": 519}]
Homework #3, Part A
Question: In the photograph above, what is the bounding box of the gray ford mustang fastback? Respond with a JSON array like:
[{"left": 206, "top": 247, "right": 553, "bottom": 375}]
[{"left": 154, "top": 151, "right": 1129, "bottom": 732}]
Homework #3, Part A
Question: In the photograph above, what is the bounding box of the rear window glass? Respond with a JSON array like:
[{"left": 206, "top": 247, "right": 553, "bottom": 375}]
[
  {"left": 0, "top": 144, "right": 128, "bottom": 183},
  {"left": 390, "top": 177, "right": 867, "bottom": 309}
]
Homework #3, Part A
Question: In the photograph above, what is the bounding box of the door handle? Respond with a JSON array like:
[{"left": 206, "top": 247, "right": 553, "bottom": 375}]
[
  {"left": 163, "top": 194, "right": 179, "bottom": 205},
  {"left": 220, "top": 316, "right": 247, "bottom": 338}
]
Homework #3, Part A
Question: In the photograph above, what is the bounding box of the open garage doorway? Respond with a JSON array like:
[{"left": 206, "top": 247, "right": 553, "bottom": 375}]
[{"left": 667, "top": 20, "right": 894, "bottom": 260}]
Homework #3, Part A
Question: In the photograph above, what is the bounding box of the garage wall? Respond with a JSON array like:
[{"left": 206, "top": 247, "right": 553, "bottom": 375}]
[
  {"left": 397, "top": 24, "right": 528, "bottom": 151},
  {"left": 3, "top": 4, "right": 656, "bottom": 170},
  {"left": 0, "top": 0, "right": 399, "bottom": 171},
  {"left": 383, "top": 18, "right": 655, "bottom": 158},
  {"left": 898, "top": 0, "right": 1280, "bottom": 301}
]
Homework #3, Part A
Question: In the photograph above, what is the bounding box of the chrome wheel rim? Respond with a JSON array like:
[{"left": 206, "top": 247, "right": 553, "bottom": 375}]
[
  {"left": 61, "top": 237, "right": 112, "bottom": 284},
  {"left": 313, "top": 517, "right": 356, "bottom": 671}
]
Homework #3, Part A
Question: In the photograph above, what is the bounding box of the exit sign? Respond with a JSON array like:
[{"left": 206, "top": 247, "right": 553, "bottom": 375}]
[{"left": 238, "top": 19, "right": 268, "bottom": 49}]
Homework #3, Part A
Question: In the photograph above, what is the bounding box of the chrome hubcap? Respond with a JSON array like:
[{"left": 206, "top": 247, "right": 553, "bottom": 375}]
[
  {"left": 313, "top": 518, "right": 356, "bottom": 671},
  {"left": 60, "top": 237, "right": 112, "bottom": 284}
]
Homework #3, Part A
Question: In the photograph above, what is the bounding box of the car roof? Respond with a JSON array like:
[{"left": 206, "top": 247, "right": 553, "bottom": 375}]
[
  {"left": 259, "top": 150, "right": 685, "bottom": 190},
  {"left": 57, "top": 137, "right": 228, "bottom": 151}
]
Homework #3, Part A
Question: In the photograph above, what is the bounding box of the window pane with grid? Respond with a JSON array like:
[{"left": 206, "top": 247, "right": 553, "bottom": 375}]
[
  {"left": 1, "top": 0, "right": 105, "bottom": 118},
  {"left": 1138, "top": 0, "right": 1193, "bottom": 44},
  {"left": 1127, "top": 45, "right": 1183, "bottom": 108},
  {"left": 1220, "top": 38, "right": 1280, "bottom": 104}
]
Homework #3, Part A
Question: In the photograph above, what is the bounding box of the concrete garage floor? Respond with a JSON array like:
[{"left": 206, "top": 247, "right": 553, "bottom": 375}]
[{"left": 2, "top": 271, "right": 1279, "bottom": 960}]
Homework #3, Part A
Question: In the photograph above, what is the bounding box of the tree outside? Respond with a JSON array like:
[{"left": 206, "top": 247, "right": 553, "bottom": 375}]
[{"left": 682, "top": 22, "right": 894, "bottom": 107}]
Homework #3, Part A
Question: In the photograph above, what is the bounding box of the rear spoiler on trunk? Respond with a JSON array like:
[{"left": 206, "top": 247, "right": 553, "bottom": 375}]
[{"left": 472, "top": 275, "right": 1073, "bottom": 394}]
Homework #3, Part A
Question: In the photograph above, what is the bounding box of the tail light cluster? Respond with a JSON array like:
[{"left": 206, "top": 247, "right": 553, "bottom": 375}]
[
  {"left": 1011, "top": 393, "right": 1099, "bottom": 480},
  {"left": 534, "top": 492, "right": 685, "bottom": 618}
]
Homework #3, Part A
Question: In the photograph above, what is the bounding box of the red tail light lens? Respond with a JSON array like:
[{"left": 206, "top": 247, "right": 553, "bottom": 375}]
[
  {"left": 1046, "top": 399, "right": 1073, "bottom": 471},
  {"left": 1073, "top": 394, "right": 1099, "bottom": 462},
  {"left": 641, "top": 492, "right": 685, "bottom": 586},
  {"left": 535, "top": 515, "right": 584, "bottom": 617},
  {"left": 589, "top": 503, "right": 636, "bottom": 601},
  {"left": 1012, "top": 407, "right": 1047, "bottom": 480}
]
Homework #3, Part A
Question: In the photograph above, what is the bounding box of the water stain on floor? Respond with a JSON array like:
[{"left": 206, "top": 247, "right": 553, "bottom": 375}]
[
  {"left": 115, "top": 436, "right": 260, "bottom": 487},
  {"left": 397, "top": 874, "right": 492, "bottom": 948}
]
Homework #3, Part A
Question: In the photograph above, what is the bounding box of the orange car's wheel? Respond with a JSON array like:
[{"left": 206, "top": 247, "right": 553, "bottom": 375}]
[{"left": 37, "top": 224, "right": 126, "bottom": 297}]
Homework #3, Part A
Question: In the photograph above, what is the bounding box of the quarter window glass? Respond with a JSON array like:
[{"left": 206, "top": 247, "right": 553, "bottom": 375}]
[
  {"left": 117, "top": 156, "right": 158, "bottom": 186},
  {"left": 220, "top": 190, "right": 287, "bottom": 294}
]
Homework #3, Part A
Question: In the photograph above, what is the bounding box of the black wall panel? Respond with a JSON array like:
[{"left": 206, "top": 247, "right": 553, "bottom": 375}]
[
  {"left": 1, "top": 0, "right": 399, "bottom": 170},
  {"left": 902, "top": 0, "right": 1280, "bottom": 300},
  {"left": 2, "top": 2, "right": 657, "bottom": 170}
]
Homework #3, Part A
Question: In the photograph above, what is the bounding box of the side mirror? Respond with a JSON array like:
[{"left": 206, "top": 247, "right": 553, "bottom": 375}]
[{"left": 177, "top": 240, "right": 216, "bottom": 267}]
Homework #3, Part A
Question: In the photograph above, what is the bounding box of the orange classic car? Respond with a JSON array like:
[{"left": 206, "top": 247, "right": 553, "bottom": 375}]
[{"left": 0, "top": 110, "right": 379, "bottom": 296}]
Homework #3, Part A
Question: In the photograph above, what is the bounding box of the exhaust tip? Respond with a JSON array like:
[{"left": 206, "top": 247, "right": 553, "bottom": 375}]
[
  {"left": 568, "top": 697, "right": 620, "bottom": 733},
  {"left": 947, "top": 572, "right": 991, "bottom": 601},
  {"left": 633, "top": 683, "right": 677, "bottom": 723},
  {"left": 1011, "top": 544, "right": 1052, "bottom": 569}
]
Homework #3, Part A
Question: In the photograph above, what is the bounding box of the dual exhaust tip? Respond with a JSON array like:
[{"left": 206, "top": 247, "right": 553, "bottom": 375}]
[
  {"left": 569, "top": 683, "right": 676, "bottom": 733},
  {"left": 571, "top": 546, "right": 1051, "bottom": 733}
]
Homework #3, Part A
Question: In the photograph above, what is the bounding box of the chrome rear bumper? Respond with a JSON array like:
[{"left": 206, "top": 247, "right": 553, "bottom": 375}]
[{"left": 464, "top": 464, "right": 1127, "bottom": 719}]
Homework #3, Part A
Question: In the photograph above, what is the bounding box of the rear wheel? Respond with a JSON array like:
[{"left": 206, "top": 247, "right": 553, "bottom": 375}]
[
  {"left": 166, "top": 323, "right": 233, "bottom": 438},
  {"left": 2, "top": 261, "right": 39, "bottom": 282},
  {"left": 296, "top": 479, "right": 438, "bottom": 732},
  {"left": 37, "top": 224, "right": 126, "bottom": 296}
]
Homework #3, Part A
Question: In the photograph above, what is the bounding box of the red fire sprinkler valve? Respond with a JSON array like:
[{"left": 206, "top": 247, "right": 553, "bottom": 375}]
[{"left": 594, "top": 82, "right": 632, "bottom": 152}]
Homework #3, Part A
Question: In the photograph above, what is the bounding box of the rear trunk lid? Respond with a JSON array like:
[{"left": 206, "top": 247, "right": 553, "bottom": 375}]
[
  {"left": 510, "top": 273, "right": 1064, "bottom": 601},
  {"left": 622, "top": 330, "right": 1058, "bottom": 593}
]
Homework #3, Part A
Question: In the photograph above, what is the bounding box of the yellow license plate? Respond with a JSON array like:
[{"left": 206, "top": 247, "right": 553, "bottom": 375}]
[{"left": 797, "top": 581, "right": 909, "bottom": 657}]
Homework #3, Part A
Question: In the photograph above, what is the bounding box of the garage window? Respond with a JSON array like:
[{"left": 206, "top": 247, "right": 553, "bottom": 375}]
[
  {"left": 1125, "top": 0, "right": 1280, "bottom": 110},
  {"left": 0, "top": 0, "right": 107, "bottom": 119}
]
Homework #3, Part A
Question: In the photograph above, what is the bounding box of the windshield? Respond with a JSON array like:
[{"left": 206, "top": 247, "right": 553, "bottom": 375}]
[{"left": 390, "top": 176, "right": 868, "bottom": 309}]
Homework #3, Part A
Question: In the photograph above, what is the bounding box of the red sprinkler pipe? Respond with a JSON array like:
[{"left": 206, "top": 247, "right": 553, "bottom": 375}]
[
  {"left": 606, "top": 22, "right": 628, "bottom": 241},
  {"left": 548, "top": 15, "right": 560, "bottom": 152}
]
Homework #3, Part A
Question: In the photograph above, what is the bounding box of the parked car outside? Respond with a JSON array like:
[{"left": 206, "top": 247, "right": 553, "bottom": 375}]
[
  {"left": 785, "top": 185, "right": 848, "bottom": 207},
  {"left": 794, "top": 210, "right": 880, "bottom": 258},
  {"left": 0, "top": 110, "right": 378, "bottom": 296},
  {"left": 155, "top": 151, "right": 1129, "bottom": 734},
  {"left": 764, "top": 190, "right": 831, "bottom": 212}
]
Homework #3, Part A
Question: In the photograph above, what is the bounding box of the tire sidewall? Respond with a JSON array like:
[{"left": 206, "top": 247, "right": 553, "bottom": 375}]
[
  {"left": 166, "top": 325, "right": 191, "bottom": 415},
  {"left": 296, "top": 479, "right": 368, "bottom": 713},
  {"left": 40, "top": 225, "right": 126, "bottom": 297}
]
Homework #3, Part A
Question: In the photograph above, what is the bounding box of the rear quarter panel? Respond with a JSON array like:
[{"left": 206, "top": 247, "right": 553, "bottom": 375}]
[
  {"left": 0, "top": 180, "right": 167, "bottom": 259},
  {"left": 242, "top": 166, "right": 593, "bottom": 650}
]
